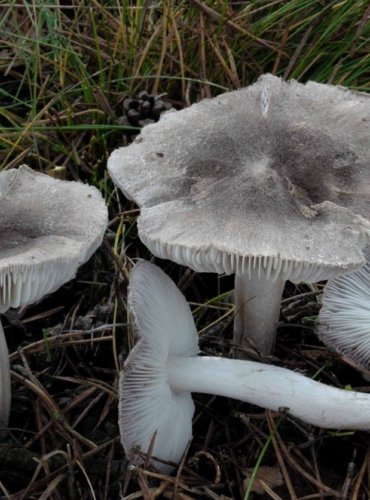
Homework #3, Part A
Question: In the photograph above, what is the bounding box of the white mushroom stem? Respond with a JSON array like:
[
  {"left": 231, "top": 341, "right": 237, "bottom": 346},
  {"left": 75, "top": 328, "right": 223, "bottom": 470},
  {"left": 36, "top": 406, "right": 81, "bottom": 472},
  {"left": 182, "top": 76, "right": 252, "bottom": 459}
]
[
  {"left": 168, "top": 356, "right": 370, "bottom": 430},
  {"left": 0, "top": 320, "right": 11, "bottom": 427},
  {"left": 121, "top": 261, "right": 370, "bottom": 473},
  {"left": 234, "top": 273, "right": 285, "bottom": 357}
]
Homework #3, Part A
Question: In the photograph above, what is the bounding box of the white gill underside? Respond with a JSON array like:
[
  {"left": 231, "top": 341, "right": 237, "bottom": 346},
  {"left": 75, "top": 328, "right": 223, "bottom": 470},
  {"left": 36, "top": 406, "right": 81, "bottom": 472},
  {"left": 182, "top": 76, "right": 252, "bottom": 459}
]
[
  {"left": 146, "top": 237, "right": 360, "bottom": 282},
  {"left": 0, "top": 260, "right": 77, "bottom": 312}
]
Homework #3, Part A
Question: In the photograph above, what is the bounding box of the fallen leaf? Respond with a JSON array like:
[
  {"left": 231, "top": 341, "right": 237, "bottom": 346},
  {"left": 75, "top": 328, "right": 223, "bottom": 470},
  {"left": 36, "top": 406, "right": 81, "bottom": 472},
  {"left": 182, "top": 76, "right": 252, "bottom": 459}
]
[{"left": 243, "top": 465, "right": 283, "bottom": 495}]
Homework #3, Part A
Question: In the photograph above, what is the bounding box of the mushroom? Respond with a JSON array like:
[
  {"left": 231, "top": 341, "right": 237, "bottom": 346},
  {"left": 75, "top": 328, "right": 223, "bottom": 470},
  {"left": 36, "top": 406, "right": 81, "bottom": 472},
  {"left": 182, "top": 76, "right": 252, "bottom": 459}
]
[
  {"left": 318, "top": 247, "right": 370, "bottom": 372},
  {"left": 108, "top": 74, "right": 370, "bottom": 358},
  {"left": 0, "top": 321, "right": 10, "bottom": 426},
  {"left": 0, "top": 165, "right": 108, "bottom": 427},
  {"left": 120, "top": 260, "right": 370, "bottom": 473}
]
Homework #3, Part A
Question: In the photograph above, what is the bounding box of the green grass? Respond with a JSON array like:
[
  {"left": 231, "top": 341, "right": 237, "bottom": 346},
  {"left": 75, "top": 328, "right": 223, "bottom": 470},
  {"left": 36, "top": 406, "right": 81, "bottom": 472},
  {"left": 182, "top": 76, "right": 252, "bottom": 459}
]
[
  {"left": 0, "top": 0, "right": 369, "bottom": 174},
  {"left": 1, "top": 1, "right": 370, "bottom": 499}
]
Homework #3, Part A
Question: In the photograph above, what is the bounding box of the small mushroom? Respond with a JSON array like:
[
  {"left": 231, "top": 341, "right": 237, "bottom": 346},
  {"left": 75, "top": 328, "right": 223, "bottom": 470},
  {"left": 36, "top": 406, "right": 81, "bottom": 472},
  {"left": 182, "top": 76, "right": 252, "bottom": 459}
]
[
  {"left": 108, "top": 74, "right": 370, "bottom": 358},
  {"left": 0, "top": 165, "right": 108, "bottom": 426},
  {"left": 0, "top": 321, "right": 10, "bottom": 425},
  {"left": 120, "top": 261, "right": 370, "bottom": 473},
  {"left": 318, "top": 247, "right": 370, "bottom": 372}
]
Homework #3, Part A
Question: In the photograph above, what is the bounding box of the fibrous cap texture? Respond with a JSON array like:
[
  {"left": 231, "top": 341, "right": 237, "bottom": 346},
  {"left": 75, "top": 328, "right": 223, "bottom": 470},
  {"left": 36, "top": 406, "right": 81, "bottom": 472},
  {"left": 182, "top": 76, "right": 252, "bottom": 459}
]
[
  {"left": 0, "top": 165, "right": 108, "bottom": 312},
  {"left": 109, "top": 74, "right": 370, "bottom": 282},
  {"left": 119, "top": 260, "right": 198, "bottom": 473}
]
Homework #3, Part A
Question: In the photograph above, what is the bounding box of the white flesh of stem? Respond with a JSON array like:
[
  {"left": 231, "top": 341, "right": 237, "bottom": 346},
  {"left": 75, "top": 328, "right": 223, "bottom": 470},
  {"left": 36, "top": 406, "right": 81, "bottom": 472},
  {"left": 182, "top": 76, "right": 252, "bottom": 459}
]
[
  {"left": 167, "top": 356, "right": 370, "bottom": 430},
  {"left": 233, "top": 272, "right": 285, "bottom": 357}
]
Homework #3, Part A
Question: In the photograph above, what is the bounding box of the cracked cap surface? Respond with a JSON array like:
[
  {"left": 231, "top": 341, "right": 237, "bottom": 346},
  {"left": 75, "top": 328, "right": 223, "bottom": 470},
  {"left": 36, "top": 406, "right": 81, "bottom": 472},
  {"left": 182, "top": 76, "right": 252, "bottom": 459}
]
[{"left": 109, "top": 74, "right": 370, "bottom": 281}]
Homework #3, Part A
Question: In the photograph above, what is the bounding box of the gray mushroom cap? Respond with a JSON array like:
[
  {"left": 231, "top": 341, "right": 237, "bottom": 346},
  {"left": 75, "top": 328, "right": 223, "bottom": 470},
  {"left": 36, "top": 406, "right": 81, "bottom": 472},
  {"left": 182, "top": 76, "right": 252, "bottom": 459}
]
[
  {"left": 119, "top": 260, "right": 198, "bottom": 473},
  {"left": 0, "top": 165, "right": 108, "bottom": 312},
  {"left": 108, "top": 74, "right": 370, "bottom": 282}
]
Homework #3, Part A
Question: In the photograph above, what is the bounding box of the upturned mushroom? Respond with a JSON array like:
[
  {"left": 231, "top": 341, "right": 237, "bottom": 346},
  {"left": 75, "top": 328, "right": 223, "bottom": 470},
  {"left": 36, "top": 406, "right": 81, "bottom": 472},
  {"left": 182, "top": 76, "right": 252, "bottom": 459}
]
[
  {"left": 0, "top": 165, "right": 108, "bottom": 426},
  {"left": 108, "top": 74, "right": 370, "bottom": 358},
  {"left": 318, "top": 247, "right": 370, "bottom": 371},
  {"left": 120, "top": 260, "right": 370, "bottom": 473}
]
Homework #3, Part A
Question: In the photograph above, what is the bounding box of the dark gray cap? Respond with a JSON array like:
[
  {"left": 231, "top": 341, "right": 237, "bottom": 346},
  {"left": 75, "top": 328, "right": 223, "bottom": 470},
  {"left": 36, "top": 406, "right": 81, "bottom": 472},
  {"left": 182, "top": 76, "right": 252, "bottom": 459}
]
[
  {"left": 108, "top": 74, "right": 370, "bottom": 283},
  {"left": 0, "top": 165, "right": 107, "bottom": 312}
]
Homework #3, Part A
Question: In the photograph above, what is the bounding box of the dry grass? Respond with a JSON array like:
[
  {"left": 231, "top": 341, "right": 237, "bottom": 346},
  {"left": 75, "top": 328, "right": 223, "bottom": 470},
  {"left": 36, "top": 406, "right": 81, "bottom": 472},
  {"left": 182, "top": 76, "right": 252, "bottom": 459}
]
[{"left": 1, "top": 1, "right": 370, "bottom": 498}]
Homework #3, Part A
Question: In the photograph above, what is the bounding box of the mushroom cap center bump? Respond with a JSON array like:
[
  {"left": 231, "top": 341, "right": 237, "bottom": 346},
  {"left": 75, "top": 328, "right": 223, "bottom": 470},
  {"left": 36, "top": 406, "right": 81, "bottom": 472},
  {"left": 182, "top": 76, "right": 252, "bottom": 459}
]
[{"left": 108, "top": 74, "right": 370, "bottom": 282}]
